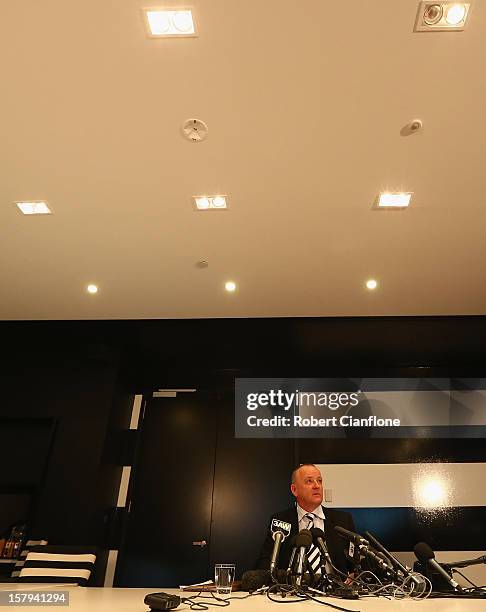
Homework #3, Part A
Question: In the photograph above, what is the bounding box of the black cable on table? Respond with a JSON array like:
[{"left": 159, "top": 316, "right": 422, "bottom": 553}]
[
  {"left": 181, "top": 590, "right": 231, "bottom": 610},
  {"left": 453, "top": 569, "right": 480, "bottom": 589},
  {"left": 265, "top": 583, "right": 360, "bottom": 612}
]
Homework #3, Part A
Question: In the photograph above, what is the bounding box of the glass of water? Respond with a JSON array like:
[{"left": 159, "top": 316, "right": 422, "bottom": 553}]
[{"left": 214, "top": 563, "right": 235, "bottom": 597}]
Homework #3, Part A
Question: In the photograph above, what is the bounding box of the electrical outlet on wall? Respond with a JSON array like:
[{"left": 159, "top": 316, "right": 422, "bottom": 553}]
[{"left": 324, "top": 489, "right": 333, "bottom": 503}]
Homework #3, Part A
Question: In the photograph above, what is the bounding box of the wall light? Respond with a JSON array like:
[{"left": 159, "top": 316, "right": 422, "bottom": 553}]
[{"left": 413, "top": 473, "right": 452, "bottom": 508}]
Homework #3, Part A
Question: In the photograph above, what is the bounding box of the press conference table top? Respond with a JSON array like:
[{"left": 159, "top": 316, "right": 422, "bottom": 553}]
[{"left": 0, "top": 584, "right": 485, "bottom": 610}]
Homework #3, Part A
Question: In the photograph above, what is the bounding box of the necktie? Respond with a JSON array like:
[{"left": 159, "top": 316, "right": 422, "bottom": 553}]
[{"left": 305, "top": 514, "right": 321, "bottom": 572}]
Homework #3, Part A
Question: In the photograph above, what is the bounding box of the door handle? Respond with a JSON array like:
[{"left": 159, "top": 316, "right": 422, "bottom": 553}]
[{"left": 192, "top": 540, "right": 207, "bottom": 547}]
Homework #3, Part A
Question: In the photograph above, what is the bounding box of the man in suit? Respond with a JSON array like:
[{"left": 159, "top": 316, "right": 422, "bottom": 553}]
[{"left": 256, "top": 463, "right": 355, "bottom": 574}]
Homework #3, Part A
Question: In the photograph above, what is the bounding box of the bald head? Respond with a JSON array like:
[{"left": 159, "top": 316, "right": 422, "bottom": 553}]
[
  {"left": 290, "top": 464, "right": 323, "bottom": 512},
  {"left": 291, "top": 463, "right": 319, "bottom": 483}
]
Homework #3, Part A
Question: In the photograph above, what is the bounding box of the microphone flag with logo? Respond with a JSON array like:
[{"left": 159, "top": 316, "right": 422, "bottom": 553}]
[{"left": 270, "top": 519, "right": 292, "bottom": 575}]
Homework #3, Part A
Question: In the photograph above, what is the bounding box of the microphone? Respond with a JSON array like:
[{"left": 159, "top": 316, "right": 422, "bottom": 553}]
[
  {"left": 335, "top": 526, "right": 396, "bottom": 576},
  {"left": 334, "top": 525, "right": 368, "bottom": 546},
  {"left": 294, "top": 529, "right": 312, "bottom": 586},
  {"left": 448, "top": 555, "right": 486, "bottom": 569},
  {"left": 310, "top": 527, "right": 332, "bottom": 570},
  {"left": 365, "top": 530, "right": 423, "bottom": 587},
  {"left": 373, "top": 551, "right": 398, "bottom": 576},
  {"left": 269, "top": 519, "right": 292, "bottom": 576},
  {"left": 414, "top": 542, "right": 462, "bottom": 592},
  {"left": 286, "top": 536, "right": 297, "bottom": 578}
]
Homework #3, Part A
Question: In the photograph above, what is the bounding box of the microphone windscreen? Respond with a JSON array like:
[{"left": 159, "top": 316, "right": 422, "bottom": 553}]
[
  {"left": 310, "top": 527, "right": 325, "bottom": 541},
  {"left": 414, "top": 542, "right": 435, "bottom": 562},
  {"left": 295, "top": 529, "right": 312, "bottom": 548},
  {"left": 241, "top": 569, "right": 287, "bottom": 591},
  {"left": 241, "top": 570, "right": 271, "bottom": 591}
]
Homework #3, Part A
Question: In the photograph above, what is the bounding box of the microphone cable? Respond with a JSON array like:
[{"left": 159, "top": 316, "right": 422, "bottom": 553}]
[
  {"left": 451, "top": 567, "right": 486, "bottom": 591},
  {"left": 181, "top": 590, "right": 232, "bottom": 610},
  {"left": 344, "top": 569, "right": 433, "bottom": 601},
  {"left": 265, "top": 582, "right": 361, "bottom": 612}
]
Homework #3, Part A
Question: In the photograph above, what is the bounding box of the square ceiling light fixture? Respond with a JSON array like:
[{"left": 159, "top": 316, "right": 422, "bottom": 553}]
[
  {"left": 414, "top": 2, "right": 472, "bottom": 31},
  {"left": 376, "top": 192, "right": 412, "bottom": 209},
  {"left": 16, "top": 201, "right": 52, "bottom": 215},
  {"left": 144, "top": 8, "right": 197, "bottom": 37},
  {"left": 193, "top": 196, "right": 228, "bottom": 210}
]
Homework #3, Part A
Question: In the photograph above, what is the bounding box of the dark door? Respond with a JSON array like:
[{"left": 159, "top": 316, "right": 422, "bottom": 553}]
[{"left": 115, "top": 392, "right": 216, "bottom": 587}]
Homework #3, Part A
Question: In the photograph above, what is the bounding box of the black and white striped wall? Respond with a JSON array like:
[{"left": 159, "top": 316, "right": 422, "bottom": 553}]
[{"left": 316, "top": 460, "right": 486, "bottom": 587}]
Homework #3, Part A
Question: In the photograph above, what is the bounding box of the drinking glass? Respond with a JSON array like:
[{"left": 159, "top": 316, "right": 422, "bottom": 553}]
[{"left": 214, "top": 563, "right": 235, "bottom": 597}]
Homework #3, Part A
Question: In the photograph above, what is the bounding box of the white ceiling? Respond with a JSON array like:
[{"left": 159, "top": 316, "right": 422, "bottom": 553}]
[{"left": 1, "top": 0, "right": 485, "bottom": 320}]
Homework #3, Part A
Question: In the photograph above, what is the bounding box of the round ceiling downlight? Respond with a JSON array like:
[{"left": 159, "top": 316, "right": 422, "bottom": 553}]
[
  {"left": 445, "top": 4, "right": 467, "bottom": 25},
  {"left": 147, "top": 11, "right": 170, "bottom": 34},
  {"left": 172, "top": 11, "right": 193, "bottom": 32},
  {"left": 423, "top": 4, "right": 443, "bottom": 24}
]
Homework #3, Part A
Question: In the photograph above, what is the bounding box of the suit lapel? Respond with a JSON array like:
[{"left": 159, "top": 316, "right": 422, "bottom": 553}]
[
  {"left": 287, "top": 506, "right": 299, "bottom": 538},
  {"left": 323, "top": 508, "right": 346, "bottom": 572}
]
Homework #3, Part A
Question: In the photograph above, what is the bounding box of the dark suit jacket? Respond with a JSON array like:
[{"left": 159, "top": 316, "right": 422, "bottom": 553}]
[{"left": 256, "top": 505, "right": 356, "bottom": 574}]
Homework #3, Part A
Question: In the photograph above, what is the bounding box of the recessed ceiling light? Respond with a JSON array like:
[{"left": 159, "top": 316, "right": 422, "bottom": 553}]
[
  {"left": 415, "top": 2, "right": 471, "bottom": 31},
  {"left": 194, "top": 196, "right": 228, "bottom": 210},
  {"left": 16, "top": 201, "right": 52, "bottom": 215},
  {"left": 172, "top": 10, "right": 194, "bottom": 32},
  {"left": 87, "top": 284, "right": 99, "bottom": 294},
  {"left": 144, "top": 9, "right": 197, "bottom": 37},
  {"left": 366, "top": 279, "right": 378, "bottom": 290},
  {"left": 225, "top": 281, "right": 237, "bottom": 292},
  {"left": 424, "top": 4, "right": 443, "bottom": 24},
  {"left": 212, "top": 196, "right": 226, "bottom": 208},
  {"left": 445, "top": 3, "right": 467, "bottom": 24},
  {"left": 195, "top": 197, "right": 210, "bottom": 210},
  {"left": 377, "top": 192, "right": 412, "bottom": 209}
]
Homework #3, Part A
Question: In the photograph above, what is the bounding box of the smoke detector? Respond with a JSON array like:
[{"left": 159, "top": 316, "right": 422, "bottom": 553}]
[{"left": 182, "top": 118, "right": 208, "bottom": 142}]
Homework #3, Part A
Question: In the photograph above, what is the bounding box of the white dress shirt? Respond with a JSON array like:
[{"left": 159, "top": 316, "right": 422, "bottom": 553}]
[{"left": 297, "top": 503, "right": 325, "bottom": 532}]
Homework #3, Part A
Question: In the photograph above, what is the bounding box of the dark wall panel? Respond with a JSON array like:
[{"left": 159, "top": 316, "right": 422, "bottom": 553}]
[
  {"left": 0, "top": 353, "right": 123, "bottom": 545},
  {"left": 210, "top": 389, "right": 294, "bottom": 577},
  {"left": 0, "top": 419, "right": 55, "bottom": 486},
  {"left": 351, "top": 507, "right": 486, "bottom": 551},
  {"left": 0, "top": 418, "right": 56, "bottom": 536}
]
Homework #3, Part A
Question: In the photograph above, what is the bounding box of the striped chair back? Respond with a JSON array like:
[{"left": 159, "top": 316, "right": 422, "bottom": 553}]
[
  {"left": 11, "top": 540, "right": 48, "bottom": 579},
  {"left": 18, "top": 546, "right": 97, "bottom": 586}
]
